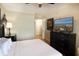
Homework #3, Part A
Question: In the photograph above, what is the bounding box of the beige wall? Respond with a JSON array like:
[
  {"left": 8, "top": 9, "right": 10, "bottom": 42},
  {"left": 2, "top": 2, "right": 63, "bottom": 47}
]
[
  {"left": 5, "top": 11, "right": 35, "bottom": 40},
  {"left": 0, "top": 4, "right": 35, "bottom": 40},
  {"left": 45, "top": 4, "right": 79, "bottom": 47},
  {"left": 0, "top": 4, "right": 6, "bottom": 19}
]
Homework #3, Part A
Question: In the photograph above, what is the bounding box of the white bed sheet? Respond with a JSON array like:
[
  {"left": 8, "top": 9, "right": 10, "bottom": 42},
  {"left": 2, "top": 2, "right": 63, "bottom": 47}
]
[{"left": 7, "top": 39, "right": 62, "bottom": 56}]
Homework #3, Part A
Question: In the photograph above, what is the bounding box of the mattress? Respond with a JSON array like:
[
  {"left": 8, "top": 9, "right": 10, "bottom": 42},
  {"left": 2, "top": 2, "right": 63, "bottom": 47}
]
[{"left": 7, "top": 39, "right": 62, "bottom": 56}]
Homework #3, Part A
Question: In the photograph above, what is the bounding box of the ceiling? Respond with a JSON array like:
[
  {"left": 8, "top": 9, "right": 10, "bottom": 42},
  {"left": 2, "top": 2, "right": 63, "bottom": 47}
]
[
  {"left": 1, "top": 3, "right": 79, "bottom": 17},
  {"left": 1, "top": 3, "right": 66, "bottom": 14}
]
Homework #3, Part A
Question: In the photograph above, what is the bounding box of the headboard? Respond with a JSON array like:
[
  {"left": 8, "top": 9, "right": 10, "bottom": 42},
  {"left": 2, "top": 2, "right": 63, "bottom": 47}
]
[
  {"left": 0, "top": 25, "right": 5, "bottom": 37},
  {"left": 0, "top": 9, "right": 7, "bottom": 37}
]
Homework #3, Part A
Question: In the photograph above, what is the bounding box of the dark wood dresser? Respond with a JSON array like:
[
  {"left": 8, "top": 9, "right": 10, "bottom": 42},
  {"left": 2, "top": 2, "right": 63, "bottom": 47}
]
[{"left": 50, "top": 31, "right": 76, "bottom": 56}]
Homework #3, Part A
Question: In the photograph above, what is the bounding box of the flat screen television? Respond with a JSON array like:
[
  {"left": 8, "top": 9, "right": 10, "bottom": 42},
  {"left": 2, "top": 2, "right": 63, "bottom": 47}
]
[{"left": 54, "top": 17, "right": 74, "bottom": 33}]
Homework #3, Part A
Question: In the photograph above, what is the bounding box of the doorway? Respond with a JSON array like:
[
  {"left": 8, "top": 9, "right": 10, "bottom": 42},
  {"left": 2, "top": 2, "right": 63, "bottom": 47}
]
[{"left": 35, "top": 19, "right": 45, "bottom": 39}]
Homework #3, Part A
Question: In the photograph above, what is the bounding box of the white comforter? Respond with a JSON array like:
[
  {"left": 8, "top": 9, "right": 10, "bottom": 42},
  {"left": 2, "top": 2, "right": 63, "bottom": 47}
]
[{"left": 8, "top": 39, "right": 62, "bottom": 56}]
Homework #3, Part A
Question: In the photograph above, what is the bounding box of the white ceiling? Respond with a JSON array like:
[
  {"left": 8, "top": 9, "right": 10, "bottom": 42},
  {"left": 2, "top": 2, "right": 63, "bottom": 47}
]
[
  {"left": 1, "top": 3, "right": 79, "bottom": 16},
  {"left": 1, "top": 3, "right": 66, "bottom": 14}
]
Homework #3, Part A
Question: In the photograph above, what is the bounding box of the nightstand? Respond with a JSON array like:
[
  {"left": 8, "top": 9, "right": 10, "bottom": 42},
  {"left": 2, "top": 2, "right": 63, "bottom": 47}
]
[{"left": 5, "top": 35, "right": 17, "bottom": 42}]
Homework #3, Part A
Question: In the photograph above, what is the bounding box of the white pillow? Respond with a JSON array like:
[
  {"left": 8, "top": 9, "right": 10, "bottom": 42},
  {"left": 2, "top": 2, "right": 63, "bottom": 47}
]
[
  {"left": 0, "top": 37, "right": 5, "bottom": 56},
  {"left": 0, "top": 38, "right": 2, "bottom": 40},
  {"left": 0, "top": 48, "right": 4, "bottom": 56},
  {"left": 0, "top": 38, "right": 13, "bottom": 56},
  {"left": 5, "top": 38, "right": 13, "bottom": 50}
]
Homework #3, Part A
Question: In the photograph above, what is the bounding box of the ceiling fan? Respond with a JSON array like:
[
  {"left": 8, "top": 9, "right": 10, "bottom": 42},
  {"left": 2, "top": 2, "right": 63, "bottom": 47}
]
[
  {"left": 38, "top": 3, "right": 55, "bottom": 8},
  {"left": 25, "top": 3, "right": 55, "bottom": 8}
]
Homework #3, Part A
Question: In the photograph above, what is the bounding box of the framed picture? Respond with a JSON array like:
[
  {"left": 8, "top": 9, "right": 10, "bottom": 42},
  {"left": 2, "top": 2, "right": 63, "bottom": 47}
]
[
  {"left": 54, "top": 17, "right": 73, "bottom": 32},
  {"left": 47, "top": 18, "right": 54, "bottom": 30}
]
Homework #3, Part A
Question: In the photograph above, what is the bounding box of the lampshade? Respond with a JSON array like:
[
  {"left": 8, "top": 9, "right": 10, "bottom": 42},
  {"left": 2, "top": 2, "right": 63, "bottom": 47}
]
[{"left": 6, "top": 22, "right": 12, "bottom": 28}]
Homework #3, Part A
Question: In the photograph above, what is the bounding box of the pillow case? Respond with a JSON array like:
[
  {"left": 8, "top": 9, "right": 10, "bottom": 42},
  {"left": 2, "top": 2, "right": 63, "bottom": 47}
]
[
  {"left": 0, "top": 47, "right": 4, "bottom": 56},
  {"left": 0, "top": 38, "right": 8, "bottom": 56},
  {"left": 0, "top": 38, "right": 13, "bottom": 56}
]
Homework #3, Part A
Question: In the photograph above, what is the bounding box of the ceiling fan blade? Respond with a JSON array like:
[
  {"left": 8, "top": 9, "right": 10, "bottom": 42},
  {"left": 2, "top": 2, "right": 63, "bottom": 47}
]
[{"left": 48, "top": 3, "right": 55, "bottom": 4}]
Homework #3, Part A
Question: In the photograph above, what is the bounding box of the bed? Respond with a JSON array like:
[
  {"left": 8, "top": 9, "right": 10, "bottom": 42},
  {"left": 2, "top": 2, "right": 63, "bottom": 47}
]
[{"left": 0, "top": 38, "right": 62, "bottom": 56}]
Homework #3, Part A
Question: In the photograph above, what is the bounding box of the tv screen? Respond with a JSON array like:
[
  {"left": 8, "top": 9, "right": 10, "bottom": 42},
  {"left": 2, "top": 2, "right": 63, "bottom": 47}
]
[{"left": 54, "top": 17, "right": 74, "bottom": 32}]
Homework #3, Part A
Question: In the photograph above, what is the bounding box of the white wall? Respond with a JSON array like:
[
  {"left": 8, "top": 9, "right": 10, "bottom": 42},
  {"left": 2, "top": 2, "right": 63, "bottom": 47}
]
[{"left": 5, "top": 11, "right": 35, "bottom": 40}]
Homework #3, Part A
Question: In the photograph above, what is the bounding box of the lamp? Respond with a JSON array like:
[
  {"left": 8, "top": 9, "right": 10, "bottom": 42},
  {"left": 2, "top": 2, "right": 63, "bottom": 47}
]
[{"left": 6, "top": 22, "right": 12, "bottom": 36}]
